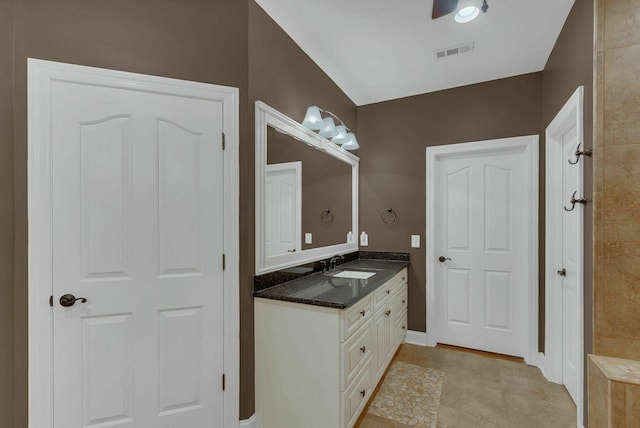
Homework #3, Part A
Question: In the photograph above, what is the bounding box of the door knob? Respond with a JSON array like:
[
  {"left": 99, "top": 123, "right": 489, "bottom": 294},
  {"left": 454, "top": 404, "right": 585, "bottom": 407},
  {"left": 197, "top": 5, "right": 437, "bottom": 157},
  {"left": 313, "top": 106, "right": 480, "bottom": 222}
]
[
  {"left": 59, "top": 294, "right": 87, "bottom": 307},
  {"left": 557, "top": 268, "right": 567, "bottom": 277},
  {"left": 438, "top": 256, "right": 452, "bottom": 263}
]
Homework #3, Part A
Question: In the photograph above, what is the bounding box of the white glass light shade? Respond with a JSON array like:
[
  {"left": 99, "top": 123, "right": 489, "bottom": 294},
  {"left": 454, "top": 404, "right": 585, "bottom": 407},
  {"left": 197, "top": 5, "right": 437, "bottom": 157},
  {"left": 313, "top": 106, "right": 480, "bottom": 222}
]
[
  {"left": 302, "top": 105, "right": 323, "bottom": 130},
  {"left": 341, "top": 133, "right": 360, "bottom": 150},
  {"left": 318, "top": 117, "right": 338, "bottom": 138},
  {"left": 332, "top": 125, "right": 350, "bottom": 144}
]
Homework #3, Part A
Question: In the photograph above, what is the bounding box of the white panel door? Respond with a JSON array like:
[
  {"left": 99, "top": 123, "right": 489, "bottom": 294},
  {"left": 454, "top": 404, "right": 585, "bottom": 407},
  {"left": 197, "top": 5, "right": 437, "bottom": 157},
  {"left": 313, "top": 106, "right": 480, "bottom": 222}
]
[
  {"left": 265, "top": 162, "right": 301, "bottom": 257},
  {"left": 560, "top": 124, "right": 581, "bottom": 404},
  {"left": 51, "top": 79, "right": 225, "bottom": 427},
  {"left": 435, "top": 146, "right": 528, "bottom": 357}
]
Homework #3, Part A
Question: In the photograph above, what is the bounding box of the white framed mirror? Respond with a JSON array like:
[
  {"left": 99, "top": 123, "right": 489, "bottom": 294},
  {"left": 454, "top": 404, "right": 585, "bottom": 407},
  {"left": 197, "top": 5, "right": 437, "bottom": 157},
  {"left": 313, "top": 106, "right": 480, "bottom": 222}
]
[{"left": 255, "top": 101, "right": 359, "bottom": 274}]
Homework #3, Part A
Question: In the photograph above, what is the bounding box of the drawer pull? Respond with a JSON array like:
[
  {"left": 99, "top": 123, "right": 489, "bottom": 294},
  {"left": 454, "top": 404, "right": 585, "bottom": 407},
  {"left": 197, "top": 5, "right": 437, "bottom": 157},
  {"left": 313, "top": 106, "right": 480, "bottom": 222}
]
[
  {"left": 385, "top": 309, "right": 391, "bottom": 316},
  {"left": 360, "top": 346, "right": 366, "bottom": 353},
  {"left": 360, "top": 309, "right": 366, "bottom": 317},
  {"left": 360, "top": 389, "right": 366, "bottom": 397},
  {"left": 386, "top": 289, "right": 391, "bottom": 295}
]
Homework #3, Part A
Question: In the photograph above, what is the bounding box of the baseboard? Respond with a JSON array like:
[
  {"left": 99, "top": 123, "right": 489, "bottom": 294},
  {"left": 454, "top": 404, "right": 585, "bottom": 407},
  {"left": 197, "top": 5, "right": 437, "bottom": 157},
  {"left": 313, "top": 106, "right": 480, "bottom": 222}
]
[
  {"left": 240, "top": 414, "right": 256, "bottom": 428},
  {"left": 406, "top": 330, "right": 432, "bottom": 347},
  {"left": 537, "top": 352, "right": 548, "bottom": 379}
]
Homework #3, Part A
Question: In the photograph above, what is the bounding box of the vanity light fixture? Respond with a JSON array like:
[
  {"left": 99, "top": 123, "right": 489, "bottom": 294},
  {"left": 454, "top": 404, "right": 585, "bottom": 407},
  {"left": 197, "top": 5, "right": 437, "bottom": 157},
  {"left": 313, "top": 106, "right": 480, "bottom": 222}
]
[{"left": 302, "top": 104, "right": 359, "bottom": 150}]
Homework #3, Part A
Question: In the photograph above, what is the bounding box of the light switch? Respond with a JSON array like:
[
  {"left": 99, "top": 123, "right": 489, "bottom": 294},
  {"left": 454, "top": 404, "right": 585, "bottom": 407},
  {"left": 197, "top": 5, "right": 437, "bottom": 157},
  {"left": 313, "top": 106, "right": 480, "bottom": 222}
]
[
  {"left": 305, "top": 233, "right": 313, "bottom": 244},
  {"left": 411, "top": 235, "right": 420, "bottom": 248}
]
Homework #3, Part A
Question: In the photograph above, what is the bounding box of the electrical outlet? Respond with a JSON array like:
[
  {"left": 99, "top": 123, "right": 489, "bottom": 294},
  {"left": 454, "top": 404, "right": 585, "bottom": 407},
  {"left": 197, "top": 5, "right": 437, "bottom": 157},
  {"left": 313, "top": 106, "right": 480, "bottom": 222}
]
[
  {"left": 411, "top": 235, "right": 420, "bottom": 248},
  {"left": 360, "top": 232, "right": 368, "bottom": 246},
  {"left": 305, "top": 233, "right": 312, "bottom": 244}
]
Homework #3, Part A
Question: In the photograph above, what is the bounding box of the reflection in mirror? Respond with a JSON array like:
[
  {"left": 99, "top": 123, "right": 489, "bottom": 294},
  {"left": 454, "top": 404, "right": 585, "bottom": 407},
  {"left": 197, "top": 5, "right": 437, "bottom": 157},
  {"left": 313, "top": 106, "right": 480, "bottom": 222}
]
[
  {"left": 266, "top": 126, "right": 352, "bottom": 257},
  {"left": 255, "top": 101, "right": 359, "bottom": 274}
]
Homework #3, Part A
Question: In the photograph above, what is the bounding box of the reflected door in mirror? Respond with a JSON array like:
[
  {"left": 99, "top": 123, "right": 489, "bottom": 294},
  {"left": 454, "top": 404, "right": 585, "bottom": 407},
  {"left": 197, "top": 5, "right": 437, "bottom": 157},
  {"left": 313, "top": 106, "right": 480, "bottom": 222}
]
[{"left": 266, "top": 162, "right": 302, "bottom": 257}]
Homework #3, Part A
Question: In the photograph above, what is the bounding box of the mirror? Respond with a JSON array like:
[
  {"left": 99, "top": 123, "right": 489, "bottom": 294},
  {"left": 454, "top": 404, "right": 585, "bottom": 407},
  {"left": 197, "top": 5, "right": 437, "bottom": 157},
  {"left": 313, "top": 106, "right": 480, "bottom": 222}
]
[{"left": 256, "top": 101, "right": 359, "bottom": 274}]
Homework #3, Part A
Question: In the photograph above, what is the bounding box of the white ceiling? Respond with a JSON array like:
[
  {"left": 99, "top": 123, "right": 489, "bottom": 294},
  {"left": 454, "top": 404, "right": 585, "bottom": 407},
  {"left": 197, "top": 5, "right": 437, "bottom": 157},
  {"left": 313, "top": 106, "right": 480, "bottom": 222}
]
[{"left": 255, "top": 0, "right": 576, "bottom": 106}]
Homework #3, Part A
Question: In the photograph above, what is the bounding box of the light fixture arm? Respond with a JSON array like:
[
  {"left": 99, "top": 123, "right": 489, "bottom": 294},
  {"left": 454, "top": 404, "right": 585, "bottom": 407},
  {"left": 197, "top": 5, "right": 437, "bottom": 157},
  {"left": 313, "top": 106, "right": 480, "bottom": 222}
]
[{"left": 313, "top": 105, "right": 353, "bottom": 134}]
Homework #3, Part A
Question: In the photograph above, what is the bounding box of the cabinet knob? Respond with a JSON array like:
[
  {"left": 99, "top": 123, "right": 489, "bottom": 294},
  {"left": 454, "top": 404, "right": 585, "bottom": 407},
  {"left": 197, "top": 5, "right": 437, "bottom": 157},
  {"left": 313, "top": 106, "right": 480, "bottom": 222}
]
[
  {"left": 360, "top": 389, "right": 366, "bottom": 397},
  {"left": 401, "top": 299, "right": 406, "bottom": 304},
  {"left": 385, "top": 309, "right": 391, "bottom": 316},
  {"left": 402, "top": 277, "right": 406, "bottom": 281},
  {"left": 386, "top": 289, "right": 391, "bottom": 295},
  {"left": 402, "top": 326, "right": 406, "bottom": 330},
  {"left": 360, "top": 309, "right": 366, "bottom": 317},
  {"left": 360, "top": 346, "right": 366, "bottom": 353}
]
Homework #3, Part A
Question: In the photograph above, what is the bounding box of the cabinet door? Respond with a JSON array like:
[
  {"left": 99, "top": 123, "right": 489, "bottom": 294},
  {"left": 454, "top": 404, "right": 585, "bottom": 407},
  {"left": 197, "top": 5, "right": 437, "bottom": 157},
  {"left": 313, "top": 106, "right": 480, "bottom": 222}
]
[
  {"left": 384, "top": 302, "right": 396, "bottom": 363},
  {"left": 374, "top": 308, "right": 389, "bottom": 381}
]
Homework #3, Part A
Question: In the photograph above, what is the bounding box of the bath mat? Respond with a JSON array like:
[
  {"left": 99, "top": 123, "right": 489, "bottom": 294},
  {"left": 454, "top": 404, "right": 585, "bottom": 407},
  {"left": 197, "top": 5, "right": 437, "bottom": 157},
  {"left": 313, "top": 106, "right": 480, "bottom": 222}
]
[{"left": 368, "top": 361, "right": 444, "bottom": 427}]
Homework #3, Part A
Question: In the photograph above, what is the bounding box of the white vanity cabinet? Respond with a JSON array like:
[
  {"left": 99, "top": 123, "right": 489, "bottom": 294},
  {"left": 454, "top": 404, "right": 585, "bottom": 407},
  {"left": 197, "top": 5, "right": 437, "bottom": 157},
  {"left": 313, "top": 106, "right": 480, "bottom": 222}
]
[{"left": 255, "top": 267, "right": 408, "bottom": 428}]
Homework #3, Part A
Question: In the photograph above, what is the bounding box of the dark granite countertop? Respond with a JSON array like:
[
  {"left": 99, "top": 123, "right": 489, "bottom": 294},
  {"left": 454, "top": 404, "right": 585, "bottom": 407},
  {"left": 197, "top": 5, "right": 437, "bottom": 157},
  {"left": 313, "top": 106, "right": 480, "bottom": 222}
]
[{"left": 253, "top": 259, "right": 409, "bottom": 309}]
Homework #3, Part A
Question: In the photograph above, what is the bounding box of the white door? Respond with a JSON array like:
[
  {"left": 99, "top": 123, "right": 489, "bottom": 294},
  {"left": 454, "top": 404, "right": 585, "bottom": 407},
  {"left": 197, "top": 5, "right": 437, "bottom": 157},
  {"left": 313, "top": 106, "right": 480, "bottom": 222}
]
[
  {"left": 265, "top": 162, "right": 302, "bottom": 257},
  {"left": 560, "top": 125, "right": 581, "bottom": 403},
  {"left": 545, "top": 87, "right": 584, "bottom": 412},
  {"left": 49, "top": 72, "right": 225, "bottom": 426},
  {"left": 433, "top": 140, "right": 533, "bottom": 357}
]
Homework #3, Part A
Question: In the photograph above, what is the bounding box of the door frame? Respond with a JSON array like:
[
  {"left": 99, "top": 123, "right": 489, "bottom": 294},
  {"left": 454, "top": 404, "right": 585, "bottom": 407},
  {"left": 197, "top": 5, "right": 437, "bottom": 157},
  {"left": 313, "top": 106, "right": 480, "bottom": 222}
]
[
  {"left": 265, "top": 161, "right": 302, "bottom": 256},
  {"left": 27, "top": 59, "right": 240, "bottom": 428},
  {"left": 543, "top": 86, "right": 584, "bottom": 427},
  {"left": 425, "top": 135, "right": 539, "bottom": 365}
]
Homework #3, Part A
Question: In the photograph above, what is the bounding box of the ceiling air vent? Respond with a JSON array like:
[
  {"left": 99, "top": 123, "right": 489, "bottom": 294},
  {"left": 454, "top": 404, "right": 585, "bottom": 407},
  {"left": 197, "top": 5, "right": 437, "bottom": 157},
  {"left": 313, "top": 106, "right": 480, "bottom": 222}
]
[{"left": 435, "top": 42, "right": 475, "bottom": 59}]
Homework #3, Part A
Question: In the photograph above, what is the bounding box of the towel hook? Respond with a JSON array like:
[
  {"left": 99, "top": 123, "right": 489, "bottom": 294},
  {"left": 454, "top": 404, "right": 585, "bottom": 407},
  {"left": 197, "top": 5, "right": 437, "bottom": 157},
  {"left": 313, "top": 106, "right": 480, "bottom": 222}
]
[
  {"left": 381, "top": 208, "right": 397, "bottom": 224},
  {"left": 568, "top": 143, "right": 593, "bottom": 165},
  {"left": 320, "top": 209, "right": 334, "bottom": 224},
  {"left": 564, "top": 190, "right": 587, "bottom": 212}
]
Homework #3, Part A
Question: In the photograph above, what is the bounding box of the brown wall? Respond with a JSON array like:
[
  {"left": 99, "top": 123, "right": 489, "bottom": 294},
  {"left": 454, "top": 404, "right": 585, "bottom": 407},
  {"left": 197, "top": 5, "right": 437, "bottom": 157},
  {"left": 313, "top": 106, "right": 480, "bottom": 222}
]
[
  {"left": 267, "top": 128, "right": 352, "bottom": 250},
  {"left": 357, "top": 73, "right": 543, "bottom": 333},
  {"left": 0, "top": 0, "right": 14, "bottom": 426},
  {"left": 541, "top": 0, "right": 594, "bottom": 423},
  {"left": 10, "top": 0, "right": 250, "bottom": 425},
  {"left": 593, "top": 0, "right": 640, "bottom": 358},
  {"left": 244, "top": 1, "right": 357, "bottom": 417}
]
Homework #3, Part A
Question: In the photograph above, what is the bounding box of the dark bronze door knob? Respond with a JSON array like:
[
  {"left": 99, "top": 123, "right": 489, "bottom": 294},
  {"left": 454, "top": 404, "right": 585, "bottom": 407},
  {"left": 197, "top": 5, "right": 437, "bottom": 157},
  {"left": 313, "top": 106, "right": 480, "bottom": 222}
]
[
  {"left": 59, "top": 294, "right": 87, "bottom": 307},
  {"left": 438, "top": 256, "right": 452, "bottom": 263}
]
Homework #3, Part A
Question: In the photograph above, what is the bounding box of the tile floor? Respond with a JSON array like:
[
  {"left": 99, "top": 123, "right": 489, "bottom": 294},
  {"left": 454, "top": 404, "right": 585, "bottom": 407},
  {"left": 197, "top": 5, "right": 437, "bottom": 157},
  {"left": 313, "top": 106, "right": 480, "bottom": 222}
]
[{"left": 356, "top": 344, "right": 577, "bottom": 428}]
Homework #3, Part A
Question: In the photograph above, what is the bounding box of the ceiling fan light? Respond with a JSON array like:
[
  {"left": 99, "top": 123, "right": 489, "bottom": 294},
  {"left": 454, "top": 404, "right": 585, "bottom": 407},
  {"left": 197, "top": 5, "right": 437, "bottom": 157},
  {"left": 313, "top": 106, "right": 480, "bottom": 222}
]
[
  {"left": 302, "top": 105, "right": 323, "bottom": 130},
  {"left": 455, "top": 6, "right": 480, "bottom": 23}
]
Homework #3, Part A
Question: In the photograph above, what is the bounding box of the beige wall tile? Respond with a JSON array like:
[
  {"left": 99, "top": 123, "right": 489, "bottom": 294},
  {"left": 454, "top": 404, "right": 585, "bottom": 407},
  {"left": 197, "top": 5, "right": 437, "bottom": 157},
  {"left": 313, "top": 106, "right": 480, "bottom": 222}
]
[
  {"left": 593, "top": 148, "right": 605, "bottom": 243},
  {"left": 611, "top": 380, "right": 627, "bottom": 426},
  {"left": 594, "top": 241, "right": 605, "bottom": 341},
  {"left": 599, "top": 242, "right": 640, "bottom": 339},
  {"left": 589, "top": 357, "right": 611, "bottom": 427},
  {"left": 604, "top": 0, "right": 640, "bottom": 50},
  {"left": 596, "top": 0, "right": 605, "bottom": 53},
  {"left": 596, "top": 336, "right": 640, "bottom": 359},
  {"left": 603, "top": 45, "right": 640, "bottom": 146},
  {"left": 602, "top": 145, "right": 640, "bottom": 241},
  {"left": 624, "top": 383, "right": 640, "bottom": 426}
]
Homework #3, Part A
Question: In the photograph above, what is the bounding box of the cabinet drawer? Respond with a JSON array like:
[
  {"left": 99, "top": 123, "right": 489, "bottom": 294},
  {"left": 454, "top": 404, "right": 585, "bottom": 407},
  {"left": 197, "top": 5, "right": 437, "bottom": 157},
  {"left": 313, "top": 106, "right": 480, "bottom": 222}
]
[
  {"left": 343, "top": 360, "right": 373, "bottom": 428},
  {"left": 341, "top": 295, "right": 372, "bottom": 341},
  {"left": 341, "top": 320, "right": 374, "bottom": 390},
  {"left": 395, "top": 284, "right": 408, "bottom": 318},
  {"left": 373, "top": 268, "right": 407, "bottom": 311}
]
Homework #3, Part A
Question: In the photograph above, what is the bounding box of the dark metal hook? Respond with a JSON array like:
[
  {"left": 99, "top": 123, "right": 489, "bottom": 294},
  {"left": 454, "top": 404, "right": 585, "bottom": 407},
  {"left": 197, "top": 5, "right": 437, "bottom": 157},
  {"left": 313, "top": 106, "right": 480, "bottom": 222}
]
[
  {"left": 568, "top": 143, "right": 593, "bottom": 165},
  {"left": 564, "top": 190, "right": 587, "bottom": 212}
]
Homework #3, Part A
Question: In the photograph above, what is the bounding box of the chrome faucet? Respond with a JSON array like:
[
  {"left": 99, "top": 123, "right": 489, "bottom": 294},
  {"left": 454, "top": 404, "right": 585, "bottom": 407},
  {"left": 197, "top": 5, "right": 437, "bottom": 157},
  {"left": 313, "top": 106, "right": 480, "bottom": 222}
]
[{"left": 328, "top": 255, "right": 344, "bottom": 272}]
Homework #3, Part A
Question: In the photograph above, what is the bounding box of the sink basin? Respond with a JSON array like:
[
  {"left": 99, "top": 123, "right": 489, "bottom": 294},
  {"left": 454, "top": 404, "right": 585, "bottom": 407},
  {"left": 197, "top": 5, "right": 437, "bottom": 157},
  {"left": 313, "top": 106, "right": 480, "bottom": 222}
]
[{"left": 332, "top": 270, "right": 376, "bottom": 279}]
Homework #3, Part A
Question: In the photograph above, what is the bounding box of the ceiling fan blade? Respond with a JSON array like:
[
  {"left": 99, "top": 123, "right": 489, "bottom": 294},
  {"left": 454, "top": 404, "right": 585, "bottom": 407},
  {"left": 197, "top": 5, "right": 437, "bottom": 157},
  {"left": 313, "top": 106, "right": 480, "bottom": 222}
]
[{"left": 432, "top": 0, "right": 459, "bottom": 19}]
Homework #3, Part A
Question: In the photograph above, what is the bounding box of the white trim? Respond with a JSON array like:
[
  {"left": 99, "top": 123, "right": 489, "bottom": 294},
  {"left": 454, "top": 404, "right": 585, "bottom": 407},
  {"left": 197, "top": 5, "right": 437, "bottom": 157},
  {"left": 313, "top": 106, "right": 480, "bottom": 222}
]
[
  {"left": 425, "top": 135, "right": 539, "bottom": 364},
  {"left": 255, "top": 101, "right": 359, "bottom": 274},
  {"left": 240, "top": 414, "right": 257, "bottom": 428},
  {"left": 405, "top": 330, "right": 432, "bottom": 347},
  {"left": 544, "top": 86, "right": 584, "bottom": 428},
  {"left": 27, "top": 58, "right": 240, "bottom": 428},
  {"left": 537, "top": 352, "right": 548, "bottom": 379}
]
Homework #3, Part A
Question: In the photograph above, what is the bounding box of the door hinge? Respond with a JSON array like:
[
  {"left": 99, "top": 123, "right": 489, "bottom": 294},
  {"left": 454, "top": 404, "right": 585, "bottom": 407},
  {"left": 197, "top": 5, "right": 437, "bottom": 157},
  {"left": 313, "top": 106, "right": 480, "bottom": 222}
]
[
  {"left": 49, "top": 295, "right": 53, "bottom": 307},
  {"left": 222, "top": 254, "right": 226, "bottom": 270},
  {"left": 222, "top": 132, "right": 226, "bottom": 150},
  {"left": 222, "top": 373, "right": 226, "bottom": 391}
]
